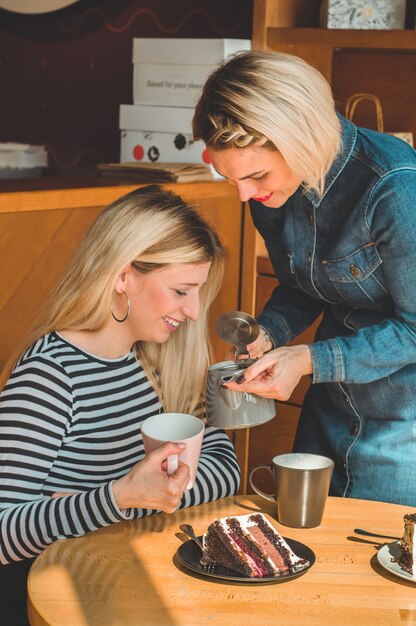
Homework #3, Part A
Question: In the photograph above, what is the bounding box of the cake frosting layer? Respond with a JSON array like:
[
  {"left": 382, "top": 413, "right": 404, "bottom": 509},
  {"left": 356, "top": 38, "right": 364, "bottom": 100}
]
[
  {"left": 398, "top": 513, "right": 416, "bottom": 576},
  {"left": 202, "top": 513, "right": 308, "bottom": 578}
]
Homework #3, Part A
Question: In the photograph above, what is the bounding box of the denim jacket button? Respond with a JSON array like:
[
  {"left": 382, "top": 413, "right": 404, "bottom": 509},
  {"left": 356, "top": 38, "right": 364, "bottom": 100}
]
[{"left": 350, "top": 264, "right": 361, "bottom": 277}]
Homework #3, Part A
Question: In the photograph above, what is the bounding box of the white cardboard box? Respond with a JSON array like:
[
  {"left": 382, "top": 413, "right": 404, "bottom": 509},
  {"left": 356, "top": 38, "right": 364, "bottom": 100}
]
[
  {"left": 133, "top": 63, "right": 210, "bottom": 107},
  {"left": 132, "top": 38, "right": 251, "bottom": 66},
  {"left": 120, "top": 130, "right": 209, "bottom": 164},
  {"left": 0, "top": 142, "right": 48, "bottom": 169},
  {"left": 119, "top": 104, "right": 194, "bottom": 134}
]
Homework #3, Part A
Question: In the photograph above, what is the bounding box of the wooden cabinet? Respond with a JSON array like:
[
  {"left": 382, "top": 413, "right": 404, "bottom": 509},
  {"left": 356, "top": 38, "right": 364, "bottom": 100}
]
[
  {"left": 252, "top": 0, "right": 416, "bottom": 139},
  {"left": 0, "top": 179, "right": 244, "bottom": 376}
]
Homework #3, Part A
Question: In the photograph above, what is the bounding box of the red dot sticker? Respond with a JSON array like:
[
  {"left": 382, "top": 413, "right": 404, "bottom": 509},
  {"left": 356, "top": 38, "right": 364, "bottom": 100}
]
[
  {"left": 202, "top": 149, "right": 211, "bottom": 164},
  {"left": 133, "top": 145, "right": 144, "bottom": 161}
]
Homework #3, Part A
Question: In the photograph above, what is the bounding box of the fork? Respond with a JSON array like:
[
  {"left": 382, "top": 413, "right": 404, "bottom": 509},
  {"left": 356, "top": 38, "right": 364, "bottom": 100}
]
[{"left": 179, "top": 523, "right": 217, "bottom": 571}]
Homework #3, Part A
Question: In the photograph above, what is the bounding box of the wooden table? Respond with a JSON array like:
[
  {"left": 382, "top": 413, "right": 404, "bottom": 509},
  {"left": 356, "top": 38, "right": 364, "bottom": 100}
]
[{"left": 27, "top": 496, "right": 415, "bottom": 626}]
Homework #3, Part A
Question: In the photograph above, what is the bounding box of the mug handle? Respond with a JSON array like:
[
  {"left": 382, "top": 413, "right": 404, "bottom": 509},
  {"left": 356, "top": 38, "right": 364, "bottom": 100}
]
[
  {"left": 167, "top": 454, "right": 179, "bottom": 476},
  {"left": 249, "top": 464, "right": 275, "bottom": 502}
]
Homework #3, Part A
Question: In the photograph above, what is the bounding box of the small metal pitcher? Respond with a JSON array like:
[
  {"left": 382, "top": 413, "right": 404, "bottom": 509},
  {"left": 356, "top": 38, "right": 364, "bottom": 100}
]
[{"left": 205, "top": 360, "right": 276, "bottom": 429}]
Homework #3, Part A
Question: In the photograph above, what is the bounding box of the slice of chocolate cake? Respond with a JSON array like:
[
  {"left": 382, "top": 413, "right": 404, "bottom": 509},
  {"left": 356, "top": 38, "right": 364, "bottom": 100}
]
[
  {"left": 397, "top": 513, "right": 416, "bottom": 576},
  {"left": 201, "top": 513, "right": 309, "bottom": 578}
]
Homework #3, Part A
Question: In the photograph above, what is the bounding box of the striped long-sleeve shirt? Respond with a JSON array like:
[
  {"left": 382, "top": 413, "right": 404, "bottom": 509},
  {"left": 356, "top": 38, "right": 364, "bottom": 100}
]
[{"left": 0, "top": 332, "right": 240, "bottom": 564}]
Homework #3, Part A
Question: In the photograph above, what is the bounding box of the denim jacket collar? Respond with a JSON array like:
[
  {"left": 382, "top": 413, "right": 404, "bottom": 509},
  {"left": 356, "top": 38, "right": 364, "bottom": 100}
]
[{"left": 302, "top": 113, "right": 357, "bottom": 208}]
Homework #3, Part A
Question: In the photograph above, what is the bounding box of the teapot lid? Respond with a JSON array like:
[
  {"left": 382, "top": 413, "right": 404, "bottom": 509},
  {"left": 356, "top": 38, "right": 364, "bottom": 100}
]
[{"left": 215, "top": 311, "right": 259, "bottom": 355}]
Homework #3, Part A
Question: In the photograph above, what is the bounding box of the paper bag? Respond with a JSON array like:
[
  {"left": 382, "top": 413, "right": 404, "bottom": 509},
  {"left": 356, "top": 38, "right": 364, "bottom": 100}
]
[{"left": 345, "top": 93, "right": 413, "bottom": 147}]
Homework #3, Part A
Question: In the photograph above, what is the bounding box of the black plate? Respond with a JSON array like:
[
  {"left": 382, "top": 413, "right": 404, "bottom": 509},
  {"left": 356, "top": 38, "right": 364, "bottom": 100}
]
[{"left": 176, "top": 536, "right": 315, "bottom": 583}]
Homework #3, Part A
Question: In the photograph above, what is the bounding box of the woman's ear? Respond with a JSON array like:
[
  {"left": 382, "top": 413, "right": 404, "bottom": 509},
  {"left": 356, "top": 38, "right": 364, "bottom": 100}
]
[{"left": 114, "top": 263, "right": 132, "bottom": 294}]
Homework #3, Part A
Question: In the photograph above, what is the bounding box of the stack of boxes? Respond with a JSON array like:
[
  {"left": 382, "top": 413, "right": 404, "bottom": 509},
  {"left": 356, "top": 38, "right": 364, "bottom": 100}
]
[
  {"left": 0, "top": 142, "right": 48, "bottom": 178},
  {"left": 119, "top": 38, "right": 251, "bottom": 167}
]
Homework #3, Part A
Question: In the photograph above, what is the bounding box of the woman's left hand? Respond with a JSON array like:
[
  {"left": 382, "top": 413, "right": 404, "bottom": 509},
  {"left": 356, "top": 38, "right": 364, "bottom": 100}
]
[{"left": 224, "top": 344, "right": 313, "bottom": 401}]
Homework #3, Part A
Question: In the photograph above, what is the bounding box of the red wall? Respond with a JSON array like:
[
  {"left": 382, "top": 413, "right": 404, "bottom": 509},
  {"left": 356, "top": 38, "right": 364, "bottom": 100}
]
[{"left": 0, "top": 0, "right": 253, "bottom": 175}]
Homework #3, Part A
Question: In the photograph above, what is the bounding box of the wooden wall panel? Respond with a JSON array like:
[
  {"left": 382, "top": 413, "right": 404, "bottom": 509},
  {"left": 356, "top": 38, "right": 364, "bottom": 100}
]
[
  {"left": 0, "top": 206, "right": 104, "bottom": 373},
  {"left": 193, "top": 195, "right": 243, "bottom": 363}
]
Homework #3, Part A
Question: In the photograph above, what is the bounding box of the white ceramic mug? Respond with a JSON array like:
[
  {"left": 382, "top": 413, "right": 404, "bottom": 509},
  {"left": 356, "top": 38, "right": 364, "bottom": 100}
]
[{"left": 141, "top": 413, "right": 204, "bottom": 490}]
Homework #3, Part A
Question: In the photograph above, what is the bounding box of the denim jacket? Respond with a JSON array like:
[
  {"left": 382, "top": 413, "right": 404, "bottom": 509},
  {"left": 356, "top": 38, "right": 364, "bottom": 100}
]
[{"left": 251, "top": 114, "right": 416, "bottom": 506}]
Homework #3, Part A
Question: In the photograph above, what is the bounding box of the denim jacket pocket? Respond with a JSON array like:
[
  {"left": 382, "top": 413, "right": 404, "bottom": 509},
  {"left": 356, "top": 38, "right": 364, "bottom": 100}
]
[{"left": 322, "top": 242, "right": 386, "bottom": 307}]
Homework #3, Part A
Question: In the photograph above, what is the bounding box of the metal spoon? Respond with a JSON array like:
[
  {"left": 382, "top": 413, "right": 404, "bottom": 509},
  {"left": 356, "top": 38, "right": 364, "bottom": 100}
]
[
  {"left": 354, "top": 528, "right": 400, "bottom": 541},
  {"left": 179, "top": 523, "right": 203, "bottom": 551},
  {"left": 179, "top": 524, "right": 216, "bottom": 570}
]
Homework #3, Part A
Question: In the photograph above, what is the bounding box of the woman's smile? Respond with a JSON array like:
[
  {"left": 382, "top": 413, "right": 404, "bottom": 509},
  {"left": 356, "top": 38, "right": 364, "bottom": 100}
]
[
  {"left": 252, "top": 192, "right": 273, "bottom": 203},
  {"left": 162, "top": 315, "right": 181, "bottom": 331}
]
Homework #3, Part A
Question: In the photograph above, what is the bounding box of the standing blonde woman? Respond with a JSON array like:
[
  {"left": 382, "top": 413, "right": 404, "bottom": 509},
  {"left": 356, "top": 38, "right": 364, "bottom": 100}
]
[
  {"left": 0, "top": 185, "right": 240, "bottom": 625},
  {"left": 193, "top": 49, "right": 416, "bottom": 508}
]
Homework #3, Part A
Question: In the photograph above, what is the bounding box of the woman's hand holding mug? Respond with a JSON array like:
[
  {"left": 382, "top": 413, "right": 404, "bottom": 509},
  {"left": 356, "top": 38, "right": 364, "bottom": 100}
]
[{"left": 112, "top": 441, "right": 190, "bottom": 514}]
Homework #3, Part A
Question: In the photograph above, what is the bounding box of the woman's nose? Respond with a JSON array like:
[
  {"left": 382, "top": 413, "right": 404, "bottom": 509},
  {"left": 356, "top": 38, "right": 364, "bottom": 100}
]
[
  {"left": 235, "top": 180, "right": 257, "bottom": 202},
  {"left": 181, "top": 296, "right": 200, "bottom": 321}
]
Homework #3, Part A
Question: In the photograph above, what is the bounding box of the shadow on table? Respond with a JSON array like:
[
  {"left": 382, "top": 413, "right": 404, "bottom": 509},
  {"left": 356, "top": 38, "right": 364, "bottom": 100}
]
[{"left": 30, "top": 515, "right": 176, "bottom": 625}]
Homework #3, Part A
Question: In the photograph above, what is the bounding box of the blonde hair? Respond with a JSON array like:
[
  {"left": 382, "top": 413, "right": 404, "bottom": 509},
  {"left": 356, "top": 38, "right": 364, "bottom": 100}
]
[
  {"left": 11, "top": 185, "right": 226, "bottom": 413},
  {"left": 193, "top": 50, "right": 342, "bottom": 196}
]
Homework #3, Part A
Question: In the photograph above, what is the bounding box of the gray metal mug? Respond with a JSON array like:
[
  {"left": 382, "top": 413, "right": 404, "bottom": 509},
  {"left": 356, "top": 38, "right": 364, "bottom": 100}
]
[{"left": 249, "top": 453, "right": 334, "bottom": 528}]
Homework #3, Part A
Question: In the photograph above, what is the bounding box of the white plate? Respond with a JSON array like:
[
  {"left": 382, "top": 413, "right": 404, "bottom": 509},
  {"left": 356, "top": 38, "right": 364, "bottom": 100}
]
[
  {"left": 0, "top": 1, "right": 80, "bottom": 14},
  {"left": 377, "top": 541, "right": 416, "bottom": 583}
]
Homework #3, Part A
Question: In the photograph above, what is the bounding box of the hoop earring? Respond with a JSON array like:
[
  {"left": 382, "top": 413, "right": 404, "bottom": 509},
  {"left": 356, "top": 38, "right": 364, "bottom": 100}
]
[{"left": 111, "top": 290, "right": 131, "bottom": 323}]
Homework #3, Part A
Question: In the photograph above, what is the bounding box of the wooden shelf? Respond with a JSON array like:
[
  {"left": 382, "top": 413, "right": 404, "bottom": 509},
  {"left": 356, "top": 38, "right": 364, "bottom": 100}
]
[
  {"left": 0, "top": 178, "right": 229, "bottom": 215},
  {"left": 267, "top": 27, "right": 416, "bottom": 50}
]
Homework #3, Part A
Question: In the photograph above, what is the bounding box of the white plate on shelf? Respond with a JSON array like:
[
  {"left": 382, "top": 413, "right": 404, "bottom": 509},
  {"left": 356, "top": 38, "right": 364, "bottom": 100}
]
[
  {"left": 0, "top": 1, "right": 79, "bottom": 14},
  {"left": 377, "top": 541, "right": 416, "bottom": 583}
]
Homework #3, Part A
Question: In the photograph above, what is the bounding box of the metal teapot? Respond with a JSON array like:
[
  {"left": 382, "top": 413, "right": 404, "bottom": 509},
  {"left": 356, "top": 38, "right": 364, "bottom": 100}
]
[{"left": 205, "top": 360, "right": 276, "bottom": 429}]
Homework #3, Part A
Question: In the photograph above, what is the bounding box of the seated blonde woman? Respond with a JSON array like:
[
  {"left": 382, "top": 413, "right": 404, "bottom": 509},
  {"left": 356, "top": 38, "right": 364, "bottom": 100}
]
[{"left": 0, "top": 185, "right": 240, "bottom": 626}]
